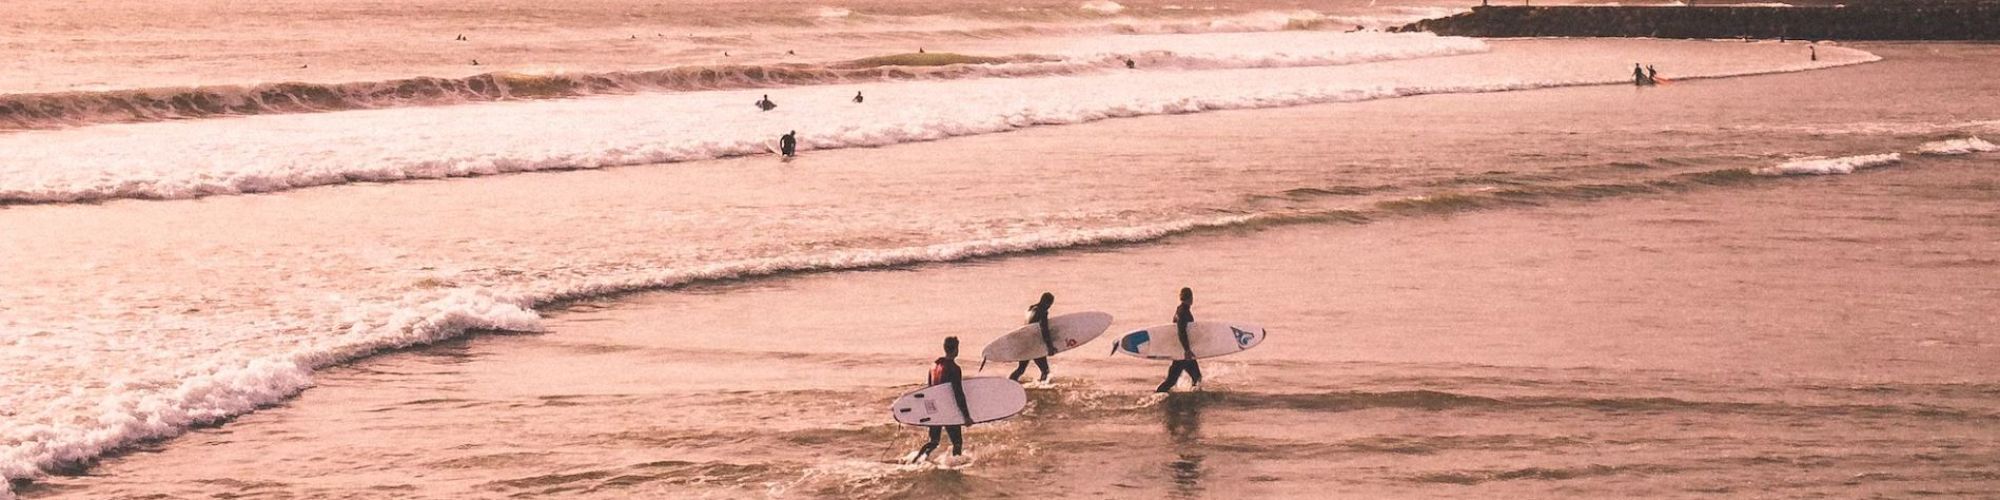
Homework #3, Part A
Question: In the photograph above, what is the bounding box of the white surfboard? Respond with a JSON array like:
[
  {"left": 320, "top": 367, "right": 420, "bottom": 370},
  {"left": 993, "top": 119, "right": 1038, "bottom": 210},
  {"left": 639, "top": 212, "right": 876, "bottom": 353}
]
[
  {"left": 890, "top": 377, "right": 1027, "bottom": 426},
  {"left": 980, "top": 311, "right": 1114, "bottom": 363},
  {"left": 1113, "top": 321, "right": 1266, "bottom": 360},
  {"left": 765, "top": 139, "right": 783, "bottom": 155}
]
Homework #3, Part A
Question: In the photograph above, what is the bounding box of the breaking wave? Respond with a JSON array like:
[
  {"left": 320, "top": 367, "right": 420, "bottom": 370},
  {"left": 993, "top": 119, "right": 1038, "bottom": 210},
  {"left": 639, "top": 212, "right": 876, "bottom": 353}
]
[
  {"left": 0, "top": 159, "right": 1916, "bottom": 492},
  {"left": 1916, "top": 136, "right": 1998, "bottom": 156},
  {"left": 1755, "top": 153, "right": 1903, "bottom": 176},
  {"left": 0, "top": 40, "right": 1887, "bottom": 205}
]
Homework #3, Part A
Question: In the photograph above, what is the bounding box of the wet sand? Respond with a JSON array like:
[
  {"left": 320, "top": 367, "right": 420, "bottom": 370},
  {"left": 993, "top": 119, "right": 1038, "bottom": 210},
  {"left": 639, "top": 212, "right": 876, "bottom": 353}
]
[{"left": 16, "top": 44, "right": 1998, "bottom": 498}]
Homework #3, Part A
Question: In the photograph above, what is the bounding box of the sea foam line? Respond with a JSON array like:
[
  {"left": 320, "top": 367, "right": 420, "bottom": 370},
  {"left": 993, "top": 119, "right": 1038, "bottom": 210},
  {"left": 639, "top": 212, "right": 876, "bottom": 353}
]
[
  {"left": 0, "top": 41, "right": 1882, "bottom": 206},
  {"left": 0, "top": 154, "right": 1922, "bottom": 493}
]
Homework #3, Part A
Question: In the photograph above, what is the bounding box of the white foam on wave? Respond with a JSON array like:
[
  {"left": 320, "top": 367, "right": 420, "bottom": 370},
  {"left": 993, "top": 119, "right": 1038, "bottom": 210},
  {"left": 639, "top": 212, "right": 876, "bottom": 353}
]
[
  {"left": 1755, "top": 153, "right": 1903, "bottom": 176},
  {"left": 0, "top": 32, "right": 1490, "bottom": 204},
  {"left": 0, "top": 287, "right": 542, "bottom": 497},
  {"left": 1081, "top": 0, "right": 1126, "bottom": 15},
  {"left": 0, "top": 205, "right": 1323, "bottom": 492},
  {"left": 1916, "top": 136, "right": 1998, "bottom": 156},
  {"left": 0, "top": 38, "right": 1885, "bottom": 206}
]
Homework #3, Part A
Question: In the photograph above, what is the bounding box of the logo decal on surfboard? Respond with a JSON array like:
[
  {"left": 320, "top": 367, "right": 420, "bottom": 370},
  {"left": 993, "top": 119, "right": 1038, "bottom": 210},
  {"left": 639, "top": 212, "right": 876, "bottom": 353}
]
[{"left": 1231, "top": 327, "right": 1255, "bottom": 348}]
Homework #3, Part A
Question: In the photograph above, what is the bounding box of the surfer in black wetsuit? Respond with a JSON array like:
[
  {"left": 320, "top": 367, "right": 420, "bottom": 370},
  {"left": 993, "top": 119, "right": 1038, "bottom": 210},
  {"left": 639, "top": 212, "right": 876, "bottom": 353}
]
[
  {"left": 756, "top": 94, "right": 776, "bottom": 111},
  {"left": 1633, "top": 63, "right": 1647, "bottom": 86},
  {"left": 911, "top": 336, "right": 974, "bottom": 463},
  {"left": 853, "top": 91, "right": 864, "bottom": 103},
  {"left": 1155, "top": 287, "right": 1202, "bottom": 393},
  {"left": 1646, "top": 65, "right": 1659, "bottom": 84},
  {"left": 1010, "top": 292, "right": 1058, "bottom": 383},
  {"left": 779, "top": 131, "right": 797, "bottom": 157}
]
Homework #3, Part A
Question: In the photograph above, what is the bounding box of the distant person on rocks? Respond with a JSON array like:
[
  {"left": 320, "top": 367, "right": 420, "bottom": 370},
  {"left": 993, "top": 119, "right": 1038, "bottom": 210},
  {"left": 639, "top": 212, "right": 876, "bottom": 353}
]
[
  {"left": 909, "top": 336, "right": 973, "bottom": 463},
  {"left": 1156, "top": 287, "right": 1203, "bottom": 393},
  {"left": 853, "top": 91, "right": 864, "bottom": 103},
  {"left": 1010, "top": 293, "right": 1058, "bottom": 383},
  {"left": 1810, "top": 45, "right": 1818, "bottom": 61},
  {"left": 779, "top": 130, "right": 797, "bottom": 157},
  {"left": 756, "top": 94, "right": 776, "bottom": 111}
]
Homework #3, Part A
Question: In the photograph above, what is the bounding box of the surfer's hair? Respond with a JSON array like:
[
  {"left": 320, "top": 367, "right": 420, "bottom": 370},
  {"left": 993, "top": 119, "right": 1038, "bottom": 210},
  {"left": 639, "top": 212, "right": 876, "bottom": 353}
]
[
  {"left": 1039, "top": 292, "right": 1054, "bottom": 304},
  {"left": 943, "top": 336, "right": 959, "bottom": 350},
  {"left": 1180, "top": 287, "right": 1193, "bottom": 301}
]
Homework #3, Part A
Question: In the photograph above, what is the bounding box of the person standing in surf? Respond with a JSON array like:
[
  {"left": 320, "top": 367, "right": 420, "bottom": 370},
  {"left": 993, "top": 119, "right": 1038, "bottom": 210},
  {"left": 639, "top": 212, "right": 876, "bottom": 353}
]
[
  {"left": 1156, "top": 287, "right": 1203, "bottom": 392},
  {"left": 755, "top": 94, "right": 776, "bottom": 111},
  {"left": 779, "top": 131, "right": 797, "bottom": 157},
  {"left": 853, "top": 91, "right": 864, "bottom": 103},
  {"left": 911, "top": 337, "right": 974, "bottom": 463},
  {"left": 1009, "top": 292, "right": 1058, "bottom": 383}
]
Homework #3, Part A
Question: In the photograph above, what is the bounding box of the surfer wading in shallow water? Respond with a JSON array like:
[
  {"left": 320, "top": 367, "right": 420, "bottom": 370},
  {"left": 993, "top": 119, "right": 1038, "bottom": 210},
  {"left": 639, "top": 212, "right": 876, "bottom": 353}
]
[
  {"left": 1010, "top": 292, "right": 1058, "bottom": 383},
  {"left": 910, "top": 337, "right": 974, "bottom": 463},
  {"left": 1156, "top": 287, "right": 1203, "bottom": 392},
  {"left": 755, "top": 94, "right": 776, "bottom": 111},
  {"left": 779, "top": 131, "right": 797, "bottom": 157}
]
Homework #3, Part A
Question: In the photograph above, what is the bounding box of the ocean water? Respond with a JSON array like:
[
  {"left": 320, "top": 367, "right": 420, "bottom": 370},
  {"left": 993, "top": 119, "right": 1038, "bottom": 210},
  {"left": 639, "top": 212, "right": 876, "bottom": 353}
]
[{"left": 3, "top": 0, "right": 1999, "bottom": 498}]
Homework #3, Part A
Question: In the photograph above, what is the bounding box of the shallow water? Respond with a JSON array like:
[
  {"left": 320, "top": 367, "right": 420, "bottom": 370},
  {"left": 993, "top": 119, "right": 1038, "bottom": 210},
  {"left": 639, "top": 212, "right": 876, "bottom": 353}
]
[
  {"left": 6, "top": 39, "right": 1999, "bottom": 497},
  {"left": 3, "top": 0, "right": 1999, "bottom": 496}
]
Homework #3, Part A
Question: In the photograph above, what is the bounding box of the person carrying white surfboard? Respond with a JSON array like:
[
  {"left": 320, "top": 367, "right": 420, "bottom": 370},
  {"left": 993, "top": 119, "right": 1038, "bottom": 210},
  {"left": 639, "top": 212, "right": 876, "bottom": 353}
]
[
  {"left": 1008, "top": 293, "right": 1059, "bottom": 383},
  {"left": 910, "top": 336, "right": 974, "bottom": 463},
  {"left": 1156, "top": 287, "right": 1203, "bottom": 393}
]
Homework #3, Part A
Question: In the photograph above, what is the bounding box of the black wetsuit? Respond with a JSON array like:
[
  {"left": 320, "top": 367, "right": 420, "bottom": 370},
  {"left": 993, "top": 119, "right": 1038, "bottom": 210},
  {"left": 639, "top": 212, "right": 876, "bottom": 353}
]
[
  {"left": 756, "top": 98, "right": 776, "bottom": 111},
  {"left": 1009, "top": 303, "right": 1055, "bottom": 382},
  {"left": 915, "top": 356, "right": 971, "bottom": 460},
  {"left": 779, "top": 133, "right": 797, "bottom": 157},
  {"left": 1156, "top": 301, "right": 1202, "bottom": 392},
  {"left": 853, "top": 92, "right": 865, "bottom": 103}
]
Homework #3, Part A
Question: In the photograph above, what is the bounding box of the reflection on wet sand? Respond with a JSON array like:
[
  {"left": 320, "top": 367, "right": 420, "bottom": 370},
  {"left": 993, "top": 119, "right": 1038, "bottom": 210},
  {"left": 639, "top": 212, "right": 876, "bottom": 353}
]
[{"left": 1164, "top": 393, "right": 1208, "bottom": 498}]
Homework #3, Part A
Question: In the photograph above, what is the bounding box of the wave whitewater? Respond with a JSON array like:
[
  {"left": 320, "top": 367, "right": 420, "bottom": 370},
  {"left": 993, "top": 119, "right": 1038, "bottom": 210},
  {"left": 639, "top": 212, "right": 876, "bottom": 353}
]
[
  {"left": 0, "top": 153, "right": 1928, "bottom": 493},
  {"left": 1753, "top": 136, "right": 1994, "bottom": 176},
  {"left": 0, "top": 40, "right": 1885, "bottom": 206},
  {"left": 0, "top": 12, "right": 1460, "bottom": 132}
]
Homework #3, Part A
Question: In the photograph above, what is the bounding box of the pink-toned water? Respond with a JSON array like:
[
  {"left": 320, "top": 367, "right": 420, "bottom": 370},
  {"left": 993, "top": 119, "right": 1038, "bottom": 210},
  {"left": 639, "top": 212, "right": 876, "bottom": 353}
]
[{"left": 3, "top": 1, "right": 1998, "bottom": 498}]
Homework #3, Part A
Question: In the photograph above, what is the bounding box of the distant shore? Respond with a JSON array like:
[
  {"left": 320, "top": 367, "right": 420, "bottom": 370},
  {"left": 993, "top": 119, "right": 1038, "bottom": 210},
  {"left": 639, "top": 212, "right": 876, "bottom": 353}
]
[{"left": 1400, "top": 5, "right": 2000, "bottom": 40}]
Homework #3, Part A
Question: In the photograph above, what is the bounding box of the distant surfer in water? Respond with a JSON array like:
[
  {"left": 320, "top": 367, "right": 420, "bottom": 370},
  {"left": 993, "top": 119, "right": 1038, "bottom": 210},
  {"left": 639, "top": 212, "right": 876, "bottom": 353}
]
[
  {"left": 755, "top": 95, "right": 776, "bottom": 111},
  {"left": 1633, "top": 63, "right": 1648, "bottom": 86},
  {"left": 1646, "top": 65, "right": 1659, "bottom": 83},
  {"left": 853, "top": 91, "right": 864, "bottom": 103},
  {"left": 910, "top": 336, "right": 973, "bottom": 463},
  {"left": 1009, "top": 292, "right": 1058, "bottom": 383},
  {"left": 1125, "top": 58, "right": 1136, "bottom": 69},
  {"left": 779, "top": 131, "right": 797, "bottom": 157},
  {"left": 1156, "top": 287, "right": 1202, "bottom": 392},
  {"left": 1810, "top": 45, "right": 1818, "bottom": 61}
]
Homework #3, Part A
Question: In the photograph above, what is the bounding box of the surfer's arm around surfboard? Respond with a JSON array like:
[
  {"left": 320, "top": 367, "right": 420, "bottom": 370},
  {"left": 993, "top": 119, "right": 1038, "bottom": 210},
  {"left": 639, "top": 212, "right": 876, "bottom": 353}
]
[{"left": 931, "top": 357, "right": 973, "bottom": 425}]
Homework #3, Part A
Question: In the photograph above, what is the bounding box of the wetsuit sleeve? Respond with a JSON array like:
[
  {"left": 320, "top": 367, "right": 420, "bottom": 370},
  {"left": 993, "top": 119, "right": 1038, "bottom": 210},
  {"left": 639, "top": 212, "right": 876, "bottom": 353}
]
[
  {"left": 946, "top": 362, "right": 973, "bottom": 424},
  {"left": 1175, "top": 304, "right": 1195, "bottom": 359}
]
